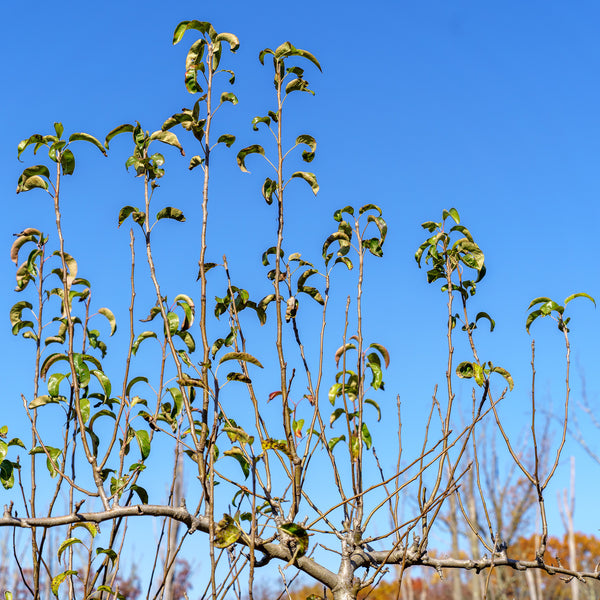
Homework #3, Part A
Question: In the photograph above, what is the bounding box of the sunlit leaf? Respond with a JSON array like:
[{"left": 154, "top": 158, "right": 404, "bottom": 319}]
[
  {"left": 456, "top": 361, "right": 474, "bottom": 379},
  {"left": 220, "top": 92, "right": 238, "bottom": 105},
  {"left": 490, "top": 365, "right": 514, "bottom": 391},
  {"left": 219, "top": 352, "right": 263, "bottom": 368},
  {"left": 132, "top": 331, "right": 158, "bottom": 355},
  {"left": 236, "top": 145, "right": 265, "bottom": 173},
  {"left": 134, "top": 429, "right": 151, "bottom": 460},
  {"left": 148, "top": 130, "right": 185, "bottom": 155},
  {"left": 51, "top": 571, "right": 78, "bottom": 597},
  {"left": 290, "top": 171, "right": 319, "bottom": 195},
  {"left": 223, "top": 448, "right": 250, "bottom": 479},
  {"left": 104, "top": 123, "right": 135, "bottom": 149},
  {"left": 57, "top": 538, "right": 82, "bottom": 563},
  {"left": 214, "top": 514, "right": 241, "bottom": 548},
  {"left": 68, "top": 132, "right": 107, "bottom": 155},
  {"left": 97, "top": 307, "right": 117, "bottom": 335},
  {"left": 156, "top": 207, "right": 186, "bottom": 222},
  {"left": 564, "top": 292, "right": 596, "bottom": 307}
]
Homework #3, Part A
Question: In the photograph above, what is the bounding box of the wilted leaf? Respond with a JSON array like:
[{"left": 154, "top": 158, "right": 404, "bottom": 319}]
[{"left": 214, "top": 514, "right": 241, "bottom": 548}]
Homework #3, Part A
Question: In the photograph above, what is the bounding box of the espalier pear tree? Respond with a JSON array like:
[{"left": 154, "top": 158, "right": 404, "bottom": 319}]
[{"left": 5, "top": 19, "right": 597, "bottom": 600}]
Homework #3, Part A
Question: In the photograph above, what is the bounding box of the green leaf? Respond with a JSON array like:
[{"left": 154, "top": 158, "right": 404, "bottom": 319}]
[
  {"left": 177, "top": 375, "right": 206, "bottom": 389},
  {"left": 156, "top": 207, "right": 186, "bottom": 222},
  {"left": 328, "top": 435, "right": 346, "bottom": 451},
  {"left": 262, "top": 178, "right": 278, "bottom": 204},
  {"left": 262, "top": 246, "right": 285, "bottom": 266},
  {"left": 28, "top": 395, "right": 61, "bottom": 409},
  {"left": 130, "top": 484, "right": 148, "bottom": 504},
  {"left": 252, "top": 116, "right": 271, "bottom": 131},
  {"left": 48, "top": 373, "right": 67, "bottom": 397},
  {"left": 214, "top": 32, "right": 240, "bottom": 52},
  {"left": 68, "top": 132, "right": 107, "bottom": 156},
  {"left": 224, "top": 448, "right": 250, "bottom": 479},
  {"left": 217, "top": 134, "right": 236, "bottom": 148},
  {"left": 40, "top": 353, "right": 69, "bottom": 380},
  {"left": 134, "top": 429, "right": 151, "bottom": 460},
  {"left": 220, "top": 92, "right": 238, "bottom": 105},
  {"left": 10, "top": 230, "right": 41, "bottom": 265},
  {"left": 172, "top": 20, "right": 216, "bottom": 45},
  {"left": 236, "top": 145, "right": 265, "bottom": 173},
  {"left": 219, "top": 352, "right": 263, "bottom": 368},
  {"left": 366, "top": 353, "right": 383, "bottom": 390},
  {"left": 9, "top": 301, "right": 32, "bottom": 332},
  {"left": 490, "top": 365, "right": 514, "bottom": 391},
  {"left": 226, "top": 372, "right": 252, "bottom": 384},
  {"left": 148, "top": 130, "right": 185, "bottom": 155},
  {"left": 369, "top": 343, "right": 390, "bottom": 369},
  {"left": 280, "top": 522, "right": 309, "bottom": 557},
  {"left": 57, "top": 538, "right": 82, "bottom": 563},
  {"left": 118, "top": 205, "right": 140, "bottom": 227},
  {"left": 564, "top": 292, "right": 596, "bottom": 307},
  {"left": 329, "top": 408, "right": 346, "bottom": 427},
  {"left": 189, "top": 155, "right": 204, "bottom": 170},
  {"left": 0, "top": 460, "right": 14, "bottom": 489},
  {"left": 475, "top": 312, "right": 495, "bottom": 332},
  {"left": 296, "top": 134, "right": 316, "bottom": 162},
  {"left": 96, "top": 547, "right": 118, "bottom": 565},
  {"left": 361, "top": 422, "right": 372, "bottom": 450},
  {"left": 17, "top": 134, "right": 46, "bottom": 160},
  {"left": 258, "top": 47, "right": 274, "bottom": 65},
  {"left": 97, "top": 307, "right": 117, "bottom": 335},
  {"left": 261, "top": 438, "right": 291, "bottom": 457},
  {"left": 365, "top": 398, "right": 381, "bottom": 422},
  {"left": 51, "top": 571, "right": 78, "bottom": 597},
  {"left": 104, "top": 123, "right": 134, "bottom": 149},
  {"left": 60, "top": 149, "right": 75, "bottom": 175},
  {"left": 73, "top": 353, "right": 90, "bottom": 387},
  {"left": 360, "top": 238, "right": 382, "bottom": 258},
  {"left": 298, "top": 286, "right": 324, "bottom": 305},
  {"left": 214, "top": 514, "right": 241, "bottom": 548},
  {"left": 289, "top": 46, "right": 322, "bottom": 72},
  {"left": 16, "top": 173, "right": 49, "bottom": 194},
  {"left": 539, "top": 300, "right": 562, "bottom": 316},
  {"left": 132, "top": 331, "right": 158, "bottom": 355},
  {"left": 328, "top": 383, "right": 342, "bottom": 405},
  {"left": 285, "top": 78, "right": 313, "bottom": 95},
  {"left": 30, "top": 446, "right": 62, "bottom": 478},
  {"left": 126, "top": 376, "right": 149, "bottom": 397},
  {"left": 443, "top": 208, "right": 460, "bottom": 224},
  {"left": 224, "top": 425, "right": 254, "bottom": 445},
  {"left": 51, "top": 251, "right": 78, "bottom": 285},
  {"left": 72, "top": 522, "right": 98, "bottom": 538},
  {"left": 166, "top": 311, "right": 179, "bottom": 335},
  {"left": 456, "top": 361, "right": 474, "bottom": 379},
  {"left": 334, "top": 343, "right": 356, "bottom": 367},
  {"left": 290, "top": 171, "right": 319, "bottom": 195},
  {"left": 90, "top": 370, "right": 111, "bottom": 397},
  {"left": 322, "top": 231, "right": 350, "bottom": 263},
  {"left": 176, "top": 330, "right": 196, "bottom": 353}
]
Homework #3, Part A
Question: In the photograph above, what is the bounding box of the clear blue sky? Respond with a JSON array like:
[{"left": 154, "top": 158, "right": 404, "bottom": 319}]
[{"left": 2, "top": 0, "right": 600, "bottom": 578}]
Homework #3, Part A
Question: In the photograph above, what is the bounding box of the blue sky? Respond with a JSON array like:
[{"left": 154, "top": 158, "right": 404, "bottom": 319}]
[{"left": 2, "top": 0, "right": 600, "bottom": 584}]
